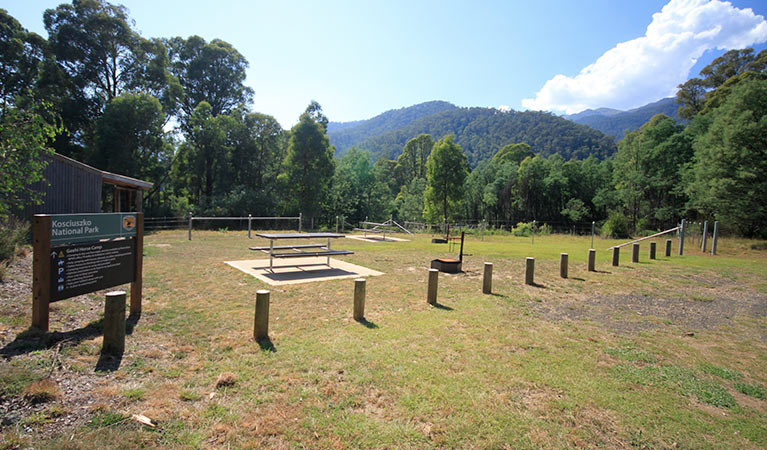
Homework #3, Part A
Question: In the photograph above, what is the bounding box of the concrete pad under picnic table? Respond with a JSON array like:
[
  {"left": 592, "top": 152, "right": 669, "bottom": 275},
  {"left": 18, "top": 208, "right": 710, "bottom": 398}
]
[
  {"left": 346, "top": 234, "right": 410, "bottom": 242},
  {"left": 225, "top": 257, "right": 384, "bottom": 286}
]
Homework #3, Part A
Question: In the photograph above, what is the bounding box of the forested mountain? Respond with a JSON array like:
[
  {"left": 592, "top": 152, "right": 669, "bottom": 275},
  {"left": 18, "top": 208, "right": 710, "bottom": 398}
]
[
  {"left": 564, "top": 98, "right": 680, "bottom": 140},
  {"left": 343, "top": 107, "right": 616, "bottom": 166},
  {"left": 328, "top": 101, "right": 457, "bottom": 153}
]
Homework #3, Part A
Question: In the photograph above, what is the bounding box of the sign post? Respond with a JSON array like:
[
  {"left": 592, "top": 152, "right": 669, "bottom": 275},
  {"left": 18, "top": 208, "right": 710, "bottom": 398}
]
[{"left": 32, "top": 213, "right": 143, "bottom": 331}]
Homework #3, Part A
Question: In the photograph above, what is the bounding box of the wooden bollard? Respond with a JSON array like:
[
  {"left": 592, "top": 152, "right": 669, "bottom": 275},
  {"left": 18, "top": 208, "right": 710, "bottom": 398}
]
[
  {"left": 525, "top": 257, "right": 535, "bottom": 285},
  {"left": 254, "top": 290, "right": 270, "bottom": 340},
  {"left": 632, "top": 243, "right": 639, "bottom": 263},
  {"left": 102, "top": 291, "right": 126, "bottom": 355},
  {"left": 560, "top": 253, "right": 568, "bottom": 278},
  {"left": 353, "top": 278, "right": 366, "bottom": 320},
  {"left": 649, "top": 242, "right": 656, "bottom": 260},
  {"left": 588, "top": 249, "right": 596, "bottom": 272},
  {"left": 665, "top": 239, "right": 672, "bottom": 257},
  {"left": 612, "top": 247, "right": 620, "bottom": 266},
  {"left": 482, "top": 262, "right": 493, "bottom": 294},
  {"left": 427, "top": 268, "right": 438, "bottom": 305}
]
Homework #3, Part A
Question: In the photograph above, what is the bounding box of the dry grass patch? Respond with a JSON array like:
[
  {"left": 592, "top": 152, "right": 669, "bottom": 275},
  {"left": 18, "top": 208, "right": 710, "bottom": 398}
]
[{"left": 22, "top": 378, "right": 60, "bottom": 404}]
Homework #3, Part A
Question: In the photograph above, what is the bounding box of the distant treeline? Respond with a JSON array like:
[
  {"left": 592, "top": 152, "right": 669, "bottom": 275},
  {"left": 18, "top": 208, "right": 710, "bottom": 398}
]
[{"left": 1, "top": 2, "right": 765, "bottom": 237}]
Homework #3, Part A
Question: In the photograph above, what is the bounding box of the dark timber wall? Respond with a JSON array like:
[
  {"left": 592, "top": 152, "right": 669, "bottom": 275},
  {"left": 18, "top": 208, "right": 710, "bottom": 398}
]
[{"left": 19, "top": 154, "right": 103, "bottom": 221}]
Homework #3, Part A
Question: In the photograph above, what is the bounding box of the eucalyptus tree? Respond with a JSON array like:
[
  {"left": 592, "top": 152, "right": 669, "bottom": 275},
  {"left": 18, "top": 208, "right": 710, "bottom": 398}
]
[
  {"left": 423, "top": 135, "right": 468, "bottom": 222},
  {"left": 279, "top": 104, "right": 335, "bottom": 219},
  {"left": 0, "top": 9, "right": 46, "bottom": 109},
  {"left": 166, "top": 35, "right": 253, "bottom": 122}
]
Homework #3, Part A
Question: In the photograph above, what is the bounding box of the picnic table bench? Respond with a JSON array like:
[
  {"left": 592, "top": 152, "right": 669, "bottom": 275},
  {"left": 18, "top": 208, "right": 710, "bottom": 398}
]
[{"left": 250, "top": 232, "right": 353, "bottom": 271}]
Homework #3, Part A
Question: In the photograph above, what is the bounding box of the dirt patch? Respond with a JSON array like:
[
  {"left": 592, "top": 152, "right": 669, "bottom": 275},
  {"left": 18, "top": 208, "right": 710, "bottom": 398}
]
[{"left": 529, "top": 275, "right": 767, "bottom": 337}]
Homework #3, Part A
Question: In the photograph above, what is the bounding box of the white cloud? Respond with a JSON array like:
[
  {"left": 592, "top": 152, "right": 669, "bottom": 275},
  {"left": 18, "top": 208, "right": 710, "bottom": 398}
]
[
  {"left": 497, "top": 104, "right": 512, "bottom": 112},
  {"left": 522, "top": 0, "right": 767, "bottom": 114}
]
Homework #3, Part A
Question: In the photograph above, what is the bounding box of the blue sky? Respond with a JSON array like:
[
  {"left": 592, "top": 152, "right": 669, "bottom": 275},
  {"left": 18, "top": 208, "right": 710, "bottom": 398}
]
[{"left": 5, "top": 0, "right": 767, "bottom": 127}]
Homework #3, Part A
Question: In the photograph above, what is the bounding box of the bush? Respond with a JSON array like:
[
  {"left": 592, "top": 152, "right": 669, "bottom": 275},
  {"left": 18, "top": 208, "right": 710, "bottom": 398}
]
[
  {"left": 511, "top": 222, "right": 534, "bottom": 237},
  {"left": 0, "top": 218, "right": 30, "bottom": 262},
  {"left": 601, "top": 212, "right": 630, "bottom": 238}
]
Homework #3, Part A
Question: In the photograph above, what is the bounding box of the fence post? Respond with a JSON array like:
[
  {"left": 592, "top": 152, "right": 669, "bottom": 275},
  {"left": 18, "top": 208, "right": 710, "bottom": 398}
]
[
  {"left": 188, "top": 211, "right": 192, "bottom": 241},
  {"left": 665, "top": 239, "right": 672, "bottom": 257},
  {"left": 679, "top": 219, "right": 685, "bottom": 256},
  {"left": 632, "top": 243, "right": 639, "bottom": 263},
  {"left": 427, "top": 268, "right": 438, "bottom": 305},
  {"left": 701, "top": 221, "right": 708, "bottom": 252},
  {"left": 102, "top": 291, "right": 126, "bottom": 355},
  {"left": 591, "top": 221, "right": 595, "bottom": 249},
  {"left": 612, "top": 247, "right": 620, "bottom": 266},
  {"left": 588, "top": 249, "right": 596, "bottom": 272},
  {"left": 711, "top": 221, "right": 718, "bottom": 255},
  {"left": 254, "top": 290, "right": 270, "bottom": 341},
  {"left": 248, "top": 214, "right": 252, "bottom": 239},
  {"left": 532, "top": 220, "right": 536, "bottom": 245},
  {"left": 525, "top": 257, "right": 535, "bottom": 285},
  {"left": 482, "top": 262, "right": 493, "bottom": 294},
  {"left": 298, "top": 213, "right": 302, "bottom": 232},
  {"left": 336, "top": 216, "right": 339, "bottom": 233},
  {"left": 353, "top": 278, "right": 366, "bottom": 321},
  {"left": 649, "top": 242, "right": 656, "bottom": 260},
  {"left": 560, "top": 253, "right": 568, "bottom": 279}
]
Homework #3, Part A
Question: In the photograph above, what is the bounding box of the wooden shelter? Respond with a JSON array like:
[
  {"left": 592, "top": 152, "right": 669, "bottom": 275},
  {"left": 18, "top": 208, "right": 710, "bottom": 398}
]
[{"left": 18, "top": 153, "right": 153, "bottom": 221}]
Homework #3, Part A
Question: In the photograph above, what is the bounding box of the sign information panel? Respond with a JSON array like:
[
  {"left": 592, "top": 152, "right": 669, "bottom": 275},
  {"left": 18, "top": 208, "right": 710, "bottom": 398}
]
[
  {"left": 49, "top": 239, "right": 136, "bottom": 302},
  {"left": 50, "top": 213, "right": 137, "bottom": 245}
]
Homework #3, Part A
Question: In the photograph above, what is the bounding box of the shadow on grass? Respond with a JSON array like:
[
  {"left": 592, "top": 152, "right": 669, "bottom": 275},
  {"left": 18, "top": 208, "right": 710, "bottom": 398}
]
[
  {"left": 431, "top": 303, "right": 454, "bottom": 311},
  {"left": 527, "top": 282, "right": 547, "bottom": 289},
  {"left": 355, "top": 318, "right": 379, "bottom": 329},
  {"left": 0, "top": 319, "right": 104, "bottom": 358},
  {"left": 1, "top": 313, "right": 141, "bottom": 360},
  {"left": 95, "top": 352, "right": 123, "bottom": 372},
  {"left": 489, "top": 293, "right": 509, "bottom": 298},
  {"left": 592, "top": 270, "right": 612, "bottom": 274},
  {"left": 570, "top": 277, "right": 586, "bottom": 281},
  {"left": 257, "top": 337, "right": 277, "bottom": 352}
]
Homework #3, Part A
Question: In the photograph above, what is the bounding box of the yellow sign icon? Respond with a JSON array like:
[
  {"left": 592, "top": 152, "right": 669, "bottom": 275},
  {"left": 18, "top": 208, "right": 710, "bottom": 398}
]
[{"left": 123, "top": 215, "right": 136, "bottom": 231}]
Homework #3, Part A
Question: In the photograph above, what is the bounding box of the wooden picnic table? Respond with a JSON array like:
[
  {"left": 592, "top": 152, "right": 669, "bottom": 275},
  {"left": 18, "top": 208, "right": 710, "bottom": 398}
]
[{"left": 250, "top": 233, "right": 353, "bottom": 271}]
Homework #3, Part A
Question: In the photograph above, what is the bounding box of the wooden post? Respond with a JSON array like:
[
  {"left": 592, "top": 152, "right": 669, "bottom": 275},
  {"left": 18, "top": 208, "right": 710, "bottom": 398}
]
[
  {"left": 591, "top": 221, "right": 595, "bottom": 249},
  {"left": 701, "top": 221, "right": 708, "bottom": 252},
  {"left": 102, "top": 291, "right": 126, "bottom": 355},
  {"left": 649, "top": 242, "right": 656, "bottom": 260},
  {"left": 525, "top": 257, "right": 535, "bottom": 285},
  {"left": 188, "top": 212, "right": 192, "bottom": 241},
  {"left": 632, "top": 243, "right": 639, "bottom": 263},
  {"left": 482, "top": 262, "right": 493, "bottom": 294},
  {"left": 588, "top": 249, "right": 596, "bottom": 272},
  {"left": 254, "top": 290, "right": 270, "bottom": 340},
  {"left": 298, "top": 213, "right": 302, "bottom": 232},
  {"left": 353, "top": 278, "right": 366, "bottom": 320},
  {"left": 679, "top": 219, "right": 685, "bottom": 256},
  {"left": 560, "top": 253, "right": 568, "bottom": 278},
  {"left": 248, "top": 214, "right": 252, "bottom": 239},
  {"left": 130, "top": 213, "right": 143, "bottom": 316},
  {"left": 665, "top": 239, "right": 672, "bottom": 257},
  {"left": 711, "top": 221, "right": 718, "bottom": 255},
  {"left": 32, "top": 215, "right": 52, "bottom": 332},
  {"left": 427, "top": 268, "right": 438, "bottom": 305},
  {"left": 336, "top": 216, "right": 339, "bottom": 233},
  {"left": 612, "top": 247, "right": 620, "bottom": 267}
]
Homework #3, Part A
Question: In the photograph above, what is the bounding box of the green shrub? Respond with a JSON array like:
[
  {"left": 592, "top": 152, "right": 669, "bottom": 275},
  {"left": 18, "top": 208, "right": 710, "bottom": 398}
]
[
  {"left": 511, "top": 222, "right": 534, "bottom": 237},
  {"left": 0, "top": 218, "right": 29, "bottom": 262},
  {"left": 601, "top": 212, "right": 630, "bottom": 238}
]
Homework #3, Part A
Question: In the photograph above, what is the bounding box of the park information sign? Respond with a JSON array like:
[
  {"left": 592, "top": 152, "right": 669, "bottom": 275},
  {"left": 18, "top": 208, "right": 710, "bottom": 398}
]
[
  {"left": 51, "top": 213, "right": 137, "bottom": 245},
  {"left": 32, "top": 212, "right": 144, "bottom": 332},
  {"left": 50, "top": 239, "right": 136, "bottom": 302}
]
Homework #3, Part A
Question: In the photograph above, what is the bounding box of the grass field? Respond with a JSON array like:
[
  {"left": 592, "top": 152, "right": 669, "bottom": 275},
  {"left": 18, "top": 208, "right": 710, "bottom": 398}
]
[{"left": 1, "top": 230, "right": 766, "bottom": 448}]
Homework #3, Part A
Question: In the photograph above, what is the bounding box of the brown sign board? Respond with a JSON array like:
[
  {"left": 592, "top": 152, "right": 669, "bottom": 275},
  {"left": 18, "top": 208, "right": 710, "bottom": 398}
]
[
  {"left": 50, "top": 239, "right": 135, "bottom": 302},
  {"left": 32, "top": 213, "right": 144, "bottom": 332}
]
